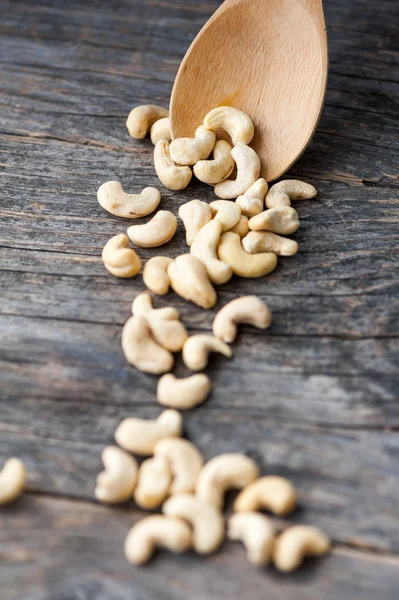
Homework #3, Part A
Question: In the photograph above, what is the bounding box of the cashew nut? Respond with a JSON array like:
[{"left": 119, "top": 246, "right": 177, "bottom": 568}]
[
  {"left": 124, "top": 515, "right": 192, "bottom": 565},
  {"left": 218, "top": 232, "right": 277, "bottom": 278},
  {"left": 154, "top": 438, "right": 204, "bottom": 495},
  {"left": 212, "top": 296, "right": 272, "bottom": 343},
  {"left": 115, "top": 409, "right": 183, "bottom": 456},
  {"left": 273, "top": 526, "right": 330, "bottom": 572},
  {"left": 127, "top": 210, "right": 177, "bottom": 248},
  {"left": 95, "top": 446, "right": 138, "bottom": 504},
  {"left": 229, "top": 215, "right": 249, "bottom": 238},
  {"left": 150, "top": 117, "right": 171, "bottom": 145},
  {"left": 154, "top": 140, "right": 192, "bottom": 190},
  {"left": 214, "top": 145, "right": 260, "bottom": 199},
  {"left": 242, "top": 231, "right": 298, "bottom": 256},
  {"left": 169, "top": 125, "right": 216, "bottom": 166},
  {"left": 234, "top": 475, "right": 297, "bottom": 516},
  {"left": 193, "top": 140, "right": 235, "bottom": 185},
  {"left": 203, "top": 106, "right": 254, "bottom": 145},
  {"left": 209, "top": 200, "right": 242, "bottom": 232},
  {"left": 227, "top": 513, "right": 276, "bottom": 566},
  {"left": 97, "top": 181, "right": 161, "bottom": 219},
  {"left": 178, "top": 200, "right": 212, "bottom": 246},
  {"left": 121, "top": 315, "right": 174, "bottom": 374},
  {"left": 265, "top": 179, "right": 317, "bottom": 209},
  {"left": 132, "top": 291, "right": 179, "bottom": 321},
  {"left": 126, "top": 104, "right": 168, "bottom": 139},
  {"left": 248, "top": 207, "right": 300, "bottom": 235},
  {"left": 182, "top": 334, "right": 232, "bottom": 371},
  {"left": 134, "top": 456, "right": 172, "bottom": 509},
  {"left": 157, "top": 373, "right": 212, "bottom": 409},
  {"left": 143, "top": 256, "right": 174, "bottom": 295},
  {"left": 0, "top": 458, "right": 26, "bottom": 505},
  {"left": 236, "top": 178, "right": 268, "bottom": 217},
  {"left": 102, "top": 234, "right": 141, "bottom": 278},
  {"left": 196, "top": 454, "right": 259, "bottom": 509},
  {"left": 190, "top": 219, "right": 232, "bottom": 285},
  {"left": 163, "top": 494, "right": 224, "bottom": 554},
  {"left": 168, "top": 254, "right": 217, "bottom": 309}
]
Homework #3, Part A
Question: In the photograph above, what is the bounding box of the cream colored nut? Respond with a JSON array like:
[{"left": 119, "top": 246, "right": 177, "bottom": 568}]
[
  {"left": 134, "top": 456, "right": 172, "bottom": 509},
  {"left": 154, "top": 438, "right": 204, "bottom": 495},
  {"left": 203, "top": 106, "right": 254, "bottom": 145},
  {"left": 124, "top": 515, "right": 192, "bottom": 565},
  {"left": 190, "top": 219, "right": 232, "bottom": 285},
  {"left": 182, "top": 334, "right": 232, "bottom": 371},
  {"left": 163, "top": 494, "right": 224, "bottom": 554},
  {"left": 242, "top": 231, "right": 298, "bottom": 256},
  {"left": 265, "top": 179, "right": 317, "bottom": 209},
  {"left": 143, "top": 256, "right": 174, "bottom": 295},
  {"left": 193, "top": 140, "right": 235, "bottom": 185},
  {"left": 157, "top": 374, "right": 212, "bottom": 410},
  {"left": 95, "top": 446, "right": 138, "bottom": 504},
  {"left": 0, "top": 458, "right": 26, "bottom": 505},
  {"left": 218, "top": 232, "right": 277, "bottom": 278},
  {"left": 121, "top": 315, "right": 174, "bottom": 374},
  {"left": 248, "top": 207, "right": 300, "bottom": 235},
  {"left": 212, "top": 296, "right": 272, "bottom": 343},
  {"left": 236, "top": 178, "right": 268, "bottom": 217},
  {"left": 169, "top": 125, "right": 216, "bottom": 166},
  {"left": 97, "top": 181, "right": 161, "bottom": 219},
  {"left": 209, "top": 200, "right": 242, "bottom": 232},
  {"left": 178, "top": 200, "right": 212, "bottom": 246},
  {"left": 214, "top": 145, "right": 261, "bottom": 199},
  {"left": 154, "top": 140, "right": 192, "bottom": 190},
  {"left": 150, "top": 320, "right": 188, "bottom": 353},
  {"left": 227, "top": 512, "right": 276, "bottom": 566},
  {"left": 127, "top": 210, "right": 177, "bottom": 248},
  {"left": 150, "top": 117, "right": 171, "bottom": 145},
  {"left": 234, "top": 475, "right": 297, "bottom": 516},
  {"left": 229, "top": 215, "right": 249, "bottom": 238},
  {"left": 102, "top": 234, "right": 141, "bottom": 278},
  {"left": 132, "top": 292, "right": 179, "bottom": 322},
  {"left": 126, "top": 104, "right": 168, "bottom": 139},
  {"left": 115, "top": 409, "right": 183, "bottom": 456},
  {"left": 196, "top": 454, "right": 259, "bottom": 509},
  {"left": 273, "top": 526, "right": 331, "bottom": 572},
  {"left": 168, "top": 254, "right": 217, "bottom": 309}
]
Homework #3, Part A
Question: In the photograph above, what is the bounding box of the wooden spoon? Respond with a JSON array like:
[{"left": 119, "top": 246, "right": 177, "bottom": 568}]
[{"left": 170, "top": 0, "right": 328, "bottom": 182}]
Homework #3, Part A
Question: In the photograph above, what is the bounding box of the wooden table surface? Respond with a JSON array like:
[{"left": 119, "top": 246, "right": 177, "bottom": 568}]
[{"left": 0, "top": 0, "right": 398, "bottom": 598}]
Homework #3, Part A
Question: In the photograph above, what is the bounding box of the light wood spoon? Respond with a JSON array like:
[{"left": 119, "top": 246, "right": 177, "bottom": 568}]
[{"left": 170, "top": 0, "right": 328, "bottom": 182}]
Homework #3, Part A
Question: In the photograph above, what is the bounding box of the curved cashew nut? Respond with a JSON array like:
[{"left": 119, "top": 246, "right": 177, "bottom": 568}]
[
  {"left": 209, "top": 200, "right": 242, "bottom": 231},
  {"left": 154, "top": 438, "right": 204, "bottom": 494},
  {"left": 124, "top": 515, "right": 192, "bottom": 565},
  {"left": 229, "top": 215, "right": 249, "bottom": 238},
  {"left": 228, "top": 512, "right": 276, "bottom": 565},
  {"left": 182, "top": 334, "right": 232, "bottom": 371},
  {"left": 242, "top": 231, "right": 298, "bottom": 256},
  {"left": 150, "top": 117, "right": 171, "bottom": 145},
  {"left": 97, "top": 181, "right": 161, "bottom": 218},
  {"left": 248, "top": 207, "right": 300, "bottom": 235},
  {"left": 114, "top": 409, "right": 183, "bottom": 456},
  {"left": 273, "top": 526, "right": 330, "bottom": 572},
  {"left": 143, "top": 256, "right": 174, "bottom": 295},
  {"left": 193, "top": 140, "right": 235, "bottom": 185},
  {"left": 214, "top": 145, "right": 260, "bottom": 199},
  {"left": 212, "top": 296, "right": 272, "bottom": 343},
  {"left": 102, "top": 234, "right": 141, "bottom": 278},
  {"left": 132, "top": 292, "right": 179, "bottom": 322},
  {"left": 169, "top": 125, "right": 216, "bottom": 166},
  {"left": 0, "top": 458, "right": 26, "bottom": 505},
  {"left": 157, "top": 373, "right": 212, "bottom": 409},
  {"left": 234, "top": 475, "right": 297, "bottom": 516},
  {"left": 121, "top": 315, "right": 174, "bottom": 374},
  {"left": 168, "top": 254, "right": 217, "bottom": 309},
  {"left": 266, "top": 179, "right": 317, "bottom": 209},
  {"left": 190, "top": 219, "right": 232, "bottom": 285},
  {"left": 163, "top": 494, "right": 224, "bottom": 554},
  {"left": 134, "top": 456, "right": 172, "bottom": 509},
  {"left": 95, "top": 446, "right": 138, "bottom": 504},
  {"left": 196, "top": 454, "right": 259, "bottom": 509},
  {"left": 132, "top": 293, "right": 188, "bottom": 352},
  {"left": 218, "top": 232, "right": 277, "bottom": 278},
  {"left": 236, "top": 178, "right": 268, "bottom": 217},
  {"left": 154, "top": 140, "right": 192, "bottom": 190},
  {"left": 126, "top": 104, "right": 168, "bottom": 139},
  {"left": 178, "top": 200, "right": 212, "bottom": 246},
  {"left": 127, "top": 210, "right": 177, "bottom": 248},
  {"left": 203, "top": 106, "right": 254, "bottom": 145}
]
